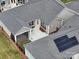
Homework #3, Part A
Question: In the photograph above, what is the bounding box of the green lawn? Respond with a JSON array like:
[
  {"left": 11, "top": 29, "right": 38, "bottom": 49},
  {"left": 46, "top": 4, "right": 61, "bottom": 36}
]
[
  {"left": 61, "top": 0, "right": 75, "bottom": 3},
  {"left": 0, "top": 32, "right": 23, "bottom": 59}
]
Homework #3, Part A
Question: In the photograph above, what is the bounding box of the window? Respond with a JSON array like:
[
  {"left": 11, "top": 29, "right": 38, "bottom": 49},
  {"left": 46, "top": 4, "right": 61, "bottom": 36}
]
[
  {"left": 29, "top": 21, "right": 34, "bottom": 26},
  {"left": 54, "top": 36, "right": 79, "bottom": 52}
]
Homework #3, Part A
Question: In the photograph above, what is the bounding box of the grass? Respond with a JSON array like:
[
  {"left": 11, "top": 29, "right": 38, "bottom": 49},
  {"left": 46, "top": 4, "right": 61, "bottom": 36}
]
[
  {"left": 61, "top": 0, "right": 75, "bottom": 3},
  {"left": 0, "top": 32, "right": 23, "bottom": 59}
]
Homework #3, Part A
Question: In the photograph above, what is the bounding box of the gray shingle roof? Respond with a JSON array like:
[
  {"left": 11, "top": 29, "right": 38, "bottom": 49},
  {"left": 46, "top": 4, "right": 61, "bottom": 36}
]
[
  {"left": 66, "top": 0, "right": 79, "bottom": 13},
  {"left": 25, "top": 0, "right": 42, "bottom": 4},
  {"left": 0, "top": 0, "right": 63, "bottom": 35},
  {"left": 25, "top": 27, "right": 79, "bottom": 59},
  {"left": 25, "top": 36, "right": 62, "bottom": 59},
  {"left": 0, "top": 12, "right": 23, "bottom": 35},
  {"left": 23, "top": 6, "right": 79, "bottom": 59},
  {"left": 11, "top": 0, "right": 64, "bottom": 25},
  {"left": 59, "top": 14, "right": 79, "bottom": 31},
  {"left": 40, "top": 0, "right": 64, "bottom": 25}
]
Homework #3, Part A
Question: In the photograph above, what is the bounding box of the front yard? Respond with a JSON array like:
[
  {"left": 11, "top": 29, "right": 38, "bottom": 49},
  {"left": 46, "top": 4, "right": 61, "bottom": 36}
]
[{"left": 0, "top": 32, "right": 24, "bottom": 59}]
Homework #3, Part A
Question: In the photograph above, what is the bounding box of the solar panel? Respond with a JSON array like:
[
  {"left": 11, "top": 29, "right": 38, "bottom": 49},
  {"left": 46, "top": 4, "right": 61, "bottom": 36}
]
[
  {"left": 54, "top": 35, "right": 68, "bottom": 44},
  {"left": 54, "top": 36, "right": 79, "bottom": 52}
]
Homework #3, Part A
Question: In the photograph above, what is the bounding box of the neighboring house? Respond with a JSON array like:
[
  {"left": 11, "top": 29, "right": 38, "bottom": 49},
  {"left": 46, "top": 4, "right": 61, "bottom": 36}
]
[
  {"left": 0, "top": 0, "right": 68, "bottom": 42},
  {"left": 24, "top": 24, "right": 79, "bottom": 59}
]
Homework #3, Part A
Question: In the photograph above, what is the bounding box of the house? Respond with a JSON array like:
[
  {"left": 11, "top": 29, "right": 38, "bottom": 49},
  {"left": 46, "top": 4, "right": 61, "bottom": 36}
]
[
  {"left": 0, "top": 0, "right": 68, "bottom": 42},
  {"left": 24, "top": 14, "right": 79, "bottom": 59}
]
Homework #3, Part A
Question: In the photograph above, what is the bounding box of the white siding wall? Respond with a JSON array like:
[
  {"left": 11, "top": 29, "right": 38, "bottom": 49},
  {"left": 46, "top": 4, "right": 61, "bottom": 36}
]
[
  {"left": 0, "top": 20, "right": 11, "bottom": 36},
  {"left": 25, "top": 48, "right": 35, "bottom": 59}
]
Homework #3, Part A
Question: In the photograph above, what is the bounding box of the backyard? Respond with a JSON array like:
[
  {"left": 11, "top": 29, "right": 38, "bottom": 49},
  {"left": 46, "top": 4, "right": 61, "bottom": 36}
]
[{"left": 0, "top": 32, "right": 24, "bottom": 59}]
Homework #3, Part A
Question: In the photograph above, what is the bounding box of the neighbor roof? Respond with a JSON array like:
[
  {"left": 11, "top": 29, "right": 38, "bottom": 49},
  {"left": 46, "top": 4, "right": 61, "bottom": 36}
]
[
  {"left": 0, "top": 0, "right": 63, "bottom": 35},
  {"left": 24, "top": 27, "right": 79, "bottom": 59},
  {"left": 66, "top": 0, "right": 79, "bottom": 13}
]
